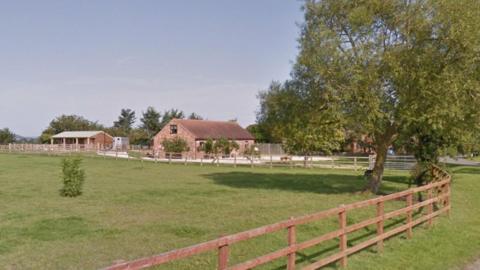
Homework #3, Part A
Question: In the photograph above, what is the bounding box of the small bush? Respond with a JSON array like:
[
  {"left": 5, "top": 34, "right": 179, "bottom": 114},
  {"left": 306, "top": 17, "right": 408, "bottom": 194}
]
[
  {"left": 60, "top": 157, "right": 85, "bottom": 197},
  {"left": 161, "top": 137, "right": 190, "bottom": 153}
]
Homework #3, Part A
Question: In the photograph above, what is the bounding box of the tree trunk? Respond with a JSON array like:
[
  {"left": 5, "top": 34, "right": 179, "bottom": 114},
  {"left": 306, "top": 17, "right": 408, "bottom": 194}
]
[
  {"left": 368, "top": 142, "right": 388, "bottom": 194},
  {"left": 367, "top": 125, "right": 397, "bottom": 194}
]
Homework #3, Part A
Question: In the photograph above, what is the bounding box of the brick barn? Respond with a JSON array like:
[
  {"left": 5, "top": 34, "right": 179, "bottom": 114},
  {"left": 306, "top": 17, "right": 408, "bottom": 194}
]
[
  {"left": 153, "top": 119, "right": 255, "bottom": 159},
  {"left": 51, "top": 131, "right": 114, "bottom": 148}
]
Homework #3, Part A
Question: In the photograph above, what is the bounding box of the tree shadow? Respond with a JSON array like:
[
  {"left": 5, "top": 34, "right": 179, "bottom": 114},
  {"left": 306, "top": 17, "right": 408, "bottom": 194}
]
[
  {"left": 204, "top": 172, "right": 400, "bottom": 195},
  {"left": 451, "top": 167, "right": 480, "bottom": 174},
  {"left": 382, "top": 175, "right": 410, "bottom": 185}
]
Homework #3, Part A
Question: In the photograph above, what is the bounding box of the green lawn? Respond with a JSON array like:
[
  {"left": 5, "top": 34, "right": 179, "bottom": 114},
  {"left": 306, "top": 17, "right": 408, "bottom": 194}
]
[{"left": 0, "top": 153, "right": 479, "bottom": 269}]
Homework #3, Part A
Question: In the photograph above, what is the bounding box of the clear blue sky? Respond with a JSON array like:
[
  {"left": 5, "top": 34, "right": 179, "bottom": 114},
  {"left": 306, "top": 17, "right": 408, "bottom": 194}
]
[{"left": 0, "top": 1, "right": 304, "bottom": 136}]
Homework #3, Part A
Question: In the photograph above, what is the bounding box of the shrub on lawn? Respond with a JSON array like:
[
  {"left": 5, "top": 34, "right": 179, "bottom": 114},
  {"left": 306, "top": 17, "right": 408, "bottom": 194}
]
[{"left": 60, "top": 157, "right": 85, "bottom": 197}]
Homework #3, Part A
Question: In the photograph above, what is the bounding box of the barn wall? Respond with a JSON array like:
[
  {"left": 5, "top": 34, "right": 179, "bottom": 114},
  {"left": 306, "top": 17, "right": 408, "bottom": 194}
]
[
  {"left": 153, "top": 121, "right": 197, "bottom": 158},
  {"left": 93, "top": 132, "right": 113, "bottom": 147}
]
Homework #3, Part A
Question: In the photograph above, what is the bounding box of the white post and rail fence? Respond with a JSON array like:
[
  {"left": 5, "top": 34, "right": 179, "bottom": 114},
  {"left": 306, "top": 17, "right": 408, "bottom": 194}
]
[{"left": 0, "top": 143, "right": 416, "bottom": 171}]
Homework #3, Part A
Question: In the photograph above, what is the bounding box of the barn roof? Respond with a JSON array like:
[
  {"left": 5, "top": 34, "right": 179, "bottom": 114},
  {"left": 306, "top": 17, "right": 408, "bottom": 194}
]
[
  {"left": 173, "top": 119, "right": 255, "bottom": 140},
  {"left": 52, "top": 131, "right": 108, "bottom": 138}
]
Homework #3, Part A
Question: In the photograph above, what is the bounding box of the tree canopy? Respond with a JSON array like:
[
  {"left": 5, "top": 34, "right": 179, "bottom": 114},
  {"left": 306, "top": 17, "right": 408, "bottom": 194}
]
[
  {"left": 140, "top": 107, "right": 162, "bottom": 139},
  {"left": 0, "top": 128, "right": 16, "bottom": 144},
  {"left": 40, "top": 115, "right": 104, "bottom": 143},
  {"left": 160, "top": 109, "right": 185, "bottom": 128},
  {"left": 188, "top": 112, "right": 203, "bottom": 120},
  {"left": 113, "top": 109, "right": 136, "bottom": 136}
]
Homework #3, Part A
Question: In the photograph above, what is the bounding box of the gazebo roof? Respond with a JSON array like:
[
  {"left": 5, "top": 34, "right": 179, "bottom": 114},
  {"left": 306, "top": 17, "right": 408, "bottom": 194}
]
[{"left": 51, "top": 131, "right": 105, "bottom": 138}]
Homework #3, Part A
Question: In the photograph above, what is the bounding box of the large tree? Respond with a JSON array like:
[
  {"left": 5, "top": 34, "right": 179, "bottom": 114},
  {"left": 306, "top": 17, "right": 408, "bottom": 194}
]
[
  {"left": 261, "top": 0, "right": 480, "bottom": 193},
  {"left": 258, "top": 0, "right": 480, "bottom": 193},
  {"left": 113, "top": 109, "right": 136, "bottom": 136},
  {"left": 0, "top": 128, "right": 16, "bottom": 144},
  {"left": 140, "top": 107, "right": 162, "bottom": 139},
  {"left": 40, "top": 115, "right": 104, "bottom": 143}
]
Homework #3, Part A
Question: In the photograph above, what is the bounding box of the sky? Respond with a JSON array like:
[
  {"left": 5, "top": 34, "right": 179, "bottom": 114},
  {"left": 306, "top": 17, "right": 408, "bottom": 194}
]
[{"left": 0, "top": 1, "right": 304, "bottom": 136}]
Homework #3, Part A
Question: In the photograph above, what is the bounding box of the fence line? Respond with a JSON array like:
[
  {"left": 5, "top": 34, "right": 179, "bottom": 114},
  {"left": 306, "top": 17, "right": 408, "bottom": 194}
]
[
  {"left": 103, "top": 165, "right": 451, "bottom": 270},
  {"left": 0, "top": 144, "right": 417, "bottom": 170}
]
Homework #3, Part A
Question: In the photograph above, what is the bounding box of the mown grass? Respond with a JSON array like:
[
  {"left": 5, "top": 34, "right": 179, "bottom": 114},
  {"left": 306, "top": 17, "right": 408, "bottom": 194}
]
[{"left": 0, "top": 153, "right": 478, "bottom": 269}]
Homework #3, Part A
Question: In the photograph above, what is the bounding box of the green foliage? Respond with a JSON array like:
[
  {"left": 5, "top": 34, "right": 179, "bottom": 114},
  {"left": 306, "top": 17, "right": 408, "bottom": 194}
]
[
  {"left": 246, "top": 124, "right": 270, "bottom": 143},
  {"left": 113, "top": 109, "right": 136, "bottom": 136},
  {"left": 213, "top": 138, "right": 239, "bottom": 156},
  {"left": 40, "top": 115, "right": 104, "bottom": 143},
  {"left": 140, "top": 107, "right": 162, "bottom": 139},
  {"left": 304, "top": 0, "right": 479, "bottom": 149},
  {"left": 243, "top": 145, "right": 261, "bottom": 159},
  {"left": 258, "top": 80, "right": 345, "bottom": 155},
  {"left": 160, "top": 109, "right": 185, "bottom": 128},
  {"left": 188, "top": 112, "right": 203, "bottom": 120},
  {"left": 60, "top": 157, "right": 85, "bottom": 197},
  {"left": 199, "top": 138, "right": 214, "bottom": 155},
  {"left": 161, "top": 137, "right": 190, "bottom": 153},
  {"left": 128, "top": 128, "right": 150, "bottom": 145},
  {"left": 0, "top": 128, "right": 16, "bottom": 144},
  {"left": 199, "top": 138, "right": 239, "bottom": 157}
]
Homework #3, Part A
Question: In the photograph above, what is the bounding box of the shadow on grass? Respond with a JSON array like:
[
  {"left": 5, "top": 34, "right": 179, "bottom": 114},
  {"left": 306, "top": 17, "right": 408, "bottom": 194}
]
[
  {"left": 204, "top": 172, "right": 400, "bottom": 195},
  {"left": 382, "top": 175, "right": 410, "bottom": 185},
  {"left": 452, "top": 167, "right": 480, "bottom": 174}
]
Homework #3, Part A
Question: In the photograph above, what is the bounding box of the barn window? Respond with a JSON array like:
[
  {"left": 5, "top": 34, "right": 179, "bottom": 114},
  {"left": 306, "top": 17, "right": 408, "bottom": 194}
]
[{"left": 170, "top": 125, "right": 178, "bottom": 134}]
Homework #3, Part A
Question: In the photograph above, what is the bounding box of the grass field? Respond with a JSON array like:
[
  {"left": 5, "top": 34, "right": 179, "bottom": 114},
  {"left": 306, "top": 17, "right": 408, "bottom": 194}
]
[{"left": 0, "top": 153, "right": 479, "bottom": 269}]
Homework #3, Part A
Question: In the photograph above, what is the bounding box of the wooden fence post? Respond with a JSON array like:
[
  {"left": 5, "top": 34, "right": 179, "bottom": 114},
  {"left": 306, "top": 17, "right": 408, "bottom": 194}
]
[
  {"left": 339, "top": 206, "right": 347, "bottom": 267},
  {"left": 354, "top": 157, "right": 357, "bottom": 171},
  {"left": 427, "top": 188, "right": 433, "bottom": 228},
  {"left": 376, "top": 201, "right": 384, "bottom": 252},
  {"left": 406, "top": 192, "right": 413, "bottom": 239},
  {"left": 234, "top": 154, "right": 237, "bottom": 168},
  {"left": 446, "top": 180, "right": 451, "bottom": 217},
  {"left": 269, "top": 144, "right": 273, "bottom": 169},
  {"left": 218, "top": 241, "right": 229, "bottom": 270},
  {"left": 287, "top": 217, "right": 296, "bottom": 270}
]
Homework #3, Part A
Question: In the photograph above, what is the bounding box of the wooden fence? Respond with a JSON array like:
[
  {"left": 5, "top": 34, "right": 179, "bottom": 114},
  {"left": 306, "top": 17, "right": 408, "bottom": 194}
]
[
  {"left": 0, "top": 143, "right": 103, "bottom": 153},
  {"left": 103, "top": 166, "right": 451, "bottom": 270}
]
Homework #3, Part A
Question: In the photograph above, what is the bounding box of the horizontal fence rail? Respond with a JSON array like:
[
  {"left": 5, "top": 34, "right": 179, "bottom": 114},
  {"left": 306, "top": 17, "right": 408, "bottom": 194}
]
[{"left": 103, "top": 165, "right": 451, "bottom": 270}]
